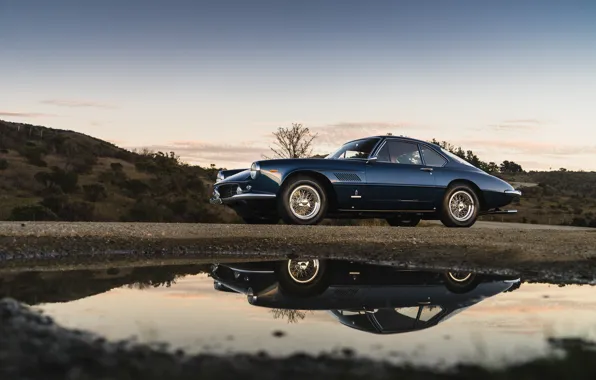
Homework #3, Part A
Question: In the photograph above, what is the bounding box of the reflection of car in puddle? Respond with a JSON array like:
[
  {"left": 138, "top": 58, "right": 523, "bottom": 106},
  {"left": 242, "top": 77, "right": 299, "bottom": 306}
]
[{"left": 210, "top": 259, "right": 520, "bottom": 334}]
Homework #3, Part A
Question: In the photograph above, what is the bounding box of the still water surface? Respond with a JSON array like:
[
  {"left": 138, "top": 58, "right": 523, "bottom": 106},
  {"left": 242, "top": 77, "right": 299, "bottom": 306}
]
[{"left": 2, "top": 260, "right": 595, "bottom": 368}]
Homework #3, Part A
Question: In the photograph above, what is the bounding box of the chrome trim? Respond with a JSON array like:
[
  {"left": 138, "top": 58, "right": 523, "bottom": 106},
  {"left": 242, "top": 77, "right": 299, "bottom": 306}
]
[
  {"left": 505, "top": 189, "right": 522, "bottom": 196},
  {"left": 221, "top": 193, "right": 276, "bottom": 203},
  {"left": 350, "top": 195, "right": 362, "bottom": 199},
  {"left": 338, "top": 209, "right": 435, "bottom": 213},
  {"left": 486, "top": 209, "right": 518, "bottom": 214}
]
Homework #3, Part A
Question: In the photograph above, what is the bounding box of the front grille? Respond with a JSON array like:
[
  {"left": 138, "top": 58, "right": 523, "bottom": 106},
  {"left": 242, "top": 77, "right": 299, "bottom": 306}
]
[
  {"left": 217, "top": 184, "right": 237, "bottom": 198},
  {"left": 334, "top": 173, "right": 362, "bottom": 182}
]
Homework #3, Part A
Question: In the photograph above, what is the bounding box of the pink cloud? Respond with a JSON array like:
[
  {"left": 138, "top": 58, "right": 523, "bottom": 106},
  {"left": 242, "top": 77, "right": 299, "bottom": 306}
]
[
  {"left": 0, "top": 111, "right": 57, "bottom": 118},
  {"left": 456, "top": 139, "right": 596, "bottom": 156},
  {"left": 125, "top": 140, "right": 267, "bottom": 168},
  {"left": 312, "top": 121, "right": 417, "bottom": 144},
  {"left": 41, "top": 99, "right": 117, "bottom": 109}
]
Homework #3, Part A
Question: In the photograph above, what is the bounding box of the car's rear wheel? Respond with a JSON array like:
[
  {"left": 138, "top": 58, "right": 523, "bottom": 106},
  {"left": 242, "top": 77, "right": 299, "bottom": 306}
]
[
  {"left": 440, "top": 183, "right": 479, "bottom": 228},
  {"left": 387, "top": 215, "right": 421, "bottom": 227},
  {"left": 279, "top": 176, "right": 327, "bottom": 225},
  {"left": 443, "top": 271, "right": 480, "bottom": 293}
]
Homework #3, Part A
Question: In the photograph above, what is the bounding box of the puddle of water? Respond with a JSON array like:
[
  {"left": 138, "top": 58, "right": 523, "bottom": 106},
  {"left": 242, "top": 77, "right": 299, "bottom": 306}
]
[{"left": 2, "top": 259, "right": 596, "bottom": 369}]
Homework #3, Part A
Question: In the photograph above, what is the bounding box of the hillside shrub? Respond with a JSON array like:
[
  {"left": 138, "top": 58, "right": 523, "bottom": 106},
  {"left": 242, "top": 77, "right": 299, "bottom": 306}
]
[
  {"left": 0, "top": 159, "right": 8, "bottom": 170},
  {"left": 83, "top": 184, "right": 108, "bottom": 202},
  {"left": 9, "top": 204, "right": 58, "bottom": 221}
]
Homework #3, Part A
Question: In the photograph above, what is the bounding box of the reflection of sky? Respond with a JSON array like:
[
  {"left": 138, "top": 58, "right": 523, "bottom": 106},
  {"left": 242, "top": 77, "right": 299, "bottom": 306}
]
[
  {"left": 1, "top": 1, "right": 596, "bottom": 170},
  {"left": 36, "top": 274, "right": 596, "bottom": 368}
]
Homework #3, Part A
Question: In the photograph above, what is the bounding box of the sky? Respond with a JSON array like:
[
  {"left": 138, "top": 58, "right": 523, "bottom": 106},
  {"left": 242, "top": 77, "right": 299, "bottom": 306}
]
[{"left": 1, "top": 0, "right": 595, "bottom": 170}]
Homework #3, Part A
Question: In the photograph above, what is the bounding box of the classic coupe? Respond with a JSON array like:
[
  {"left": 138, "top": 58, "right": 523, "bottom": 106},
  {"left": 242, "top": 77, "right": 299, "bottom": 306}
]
[{"left": 209, "top": 135, "right": 521, "bottom": 227}]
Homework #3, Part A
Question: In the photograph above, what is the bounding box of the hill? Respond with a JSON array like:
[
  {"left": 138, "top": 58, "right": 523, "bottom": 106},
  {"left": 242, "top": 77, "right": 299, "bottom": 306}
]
[
  {"left": 0, "top": 119, "right": 238, "bottom": 223},
  {"left": 1, "top": 119, "right": 594, "bottom": 227}
]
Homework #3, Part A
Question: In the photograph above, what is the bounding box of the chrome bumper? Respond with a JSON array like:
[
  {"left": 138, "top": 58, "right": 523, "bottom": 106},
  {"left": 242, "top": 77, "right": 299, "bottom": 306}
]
[
  {"left": 209, "top": 192, "right": 276, "bottom": 205},
  {"left": 505, "top": 189, "right": 522, "bottom": 196}
]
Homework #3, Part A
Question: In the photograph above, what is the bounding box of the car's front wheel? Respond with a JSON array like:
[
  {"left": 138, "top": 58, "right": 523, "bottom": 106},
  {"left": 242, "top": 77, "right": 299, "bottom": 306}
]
[
  {"left": 387, "top": 215, "right": 421, "bottom": 227},
  {"left": 276, "top": 259, "right": 329, "bottom": 296},
  {"left": 440, "top": 183, "right": 479, "bottom": 228},
  {"left": 279, "top": 176, "right": 327, "bottom": 225}
]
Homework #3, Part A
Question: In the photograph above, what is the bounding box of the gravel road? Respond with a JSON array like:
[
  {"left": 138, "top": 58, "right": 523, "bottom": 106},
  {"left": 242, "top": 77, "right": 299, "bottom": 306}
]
[{"left": 0, "top": 221, "right": 595, "bottom": 281}]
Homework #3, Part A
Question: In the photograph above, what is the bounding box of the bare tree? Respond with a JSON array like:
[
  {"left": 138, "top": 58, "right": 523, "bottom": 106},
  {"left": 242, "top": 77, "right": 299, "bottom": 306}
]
[
  {"left": 270, "top": 308, "right": 310, "bottom": 324},
  {"left": 266, "top": 123, "right": 318, "bottom": 159}
]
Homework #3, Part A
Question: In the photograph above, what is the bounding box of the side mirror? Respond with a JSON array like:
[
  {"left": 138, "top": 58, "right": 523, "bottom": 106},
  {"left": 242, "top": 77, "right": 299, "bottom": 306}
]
[{"left": 366, "top": 157, "right": 378, "bottom": 164}]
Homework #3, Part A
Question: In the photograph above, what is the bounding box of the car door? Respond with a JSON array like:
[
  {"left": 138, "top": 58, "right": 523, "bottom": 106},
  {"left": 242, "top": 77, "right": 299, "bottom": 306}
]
[{"left": 364, "top": 139, "right": 437, "bottom": 211}]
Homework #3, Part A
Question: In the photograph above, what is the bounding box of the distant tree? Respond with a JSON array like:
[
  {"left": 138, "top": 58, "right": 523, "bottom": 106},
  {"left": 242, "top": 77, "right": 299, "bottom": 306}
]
[
  {"left": 500, "top": 160, "right": 524, "bottom": 174},
  {"left": 267, "top": 123, "right": 317, "bottom": 159},
  {"left": 0, "top": 158, "right": 8, "bottom": 170},
  {"left": 486, "top": 162, "right": 499, "bottom": 173}
]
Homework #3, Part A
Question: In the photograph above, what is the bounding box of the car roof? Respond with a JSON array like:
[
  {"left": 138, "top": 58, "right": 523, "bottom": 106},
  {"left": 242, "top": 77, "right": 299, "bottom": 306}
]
[{"left": 345, "top": 135, "right": 442, "bottom": 149}]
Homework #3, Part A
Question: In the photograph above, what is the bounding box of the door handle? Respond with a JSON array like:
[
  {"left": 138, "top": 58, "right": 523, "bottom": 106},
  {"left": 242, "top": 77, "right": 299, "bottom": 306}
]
[{"left": 420, "top": 167, "right": 433, "bottom": 172}]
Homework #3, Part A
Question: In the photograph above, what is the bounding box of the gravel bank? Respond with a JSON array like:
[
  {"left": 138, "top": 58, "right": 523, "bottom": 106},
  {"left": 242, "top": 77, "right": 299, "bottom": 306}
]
[{"left": 1, "top": 221, "right": 595, "bottom": 282}]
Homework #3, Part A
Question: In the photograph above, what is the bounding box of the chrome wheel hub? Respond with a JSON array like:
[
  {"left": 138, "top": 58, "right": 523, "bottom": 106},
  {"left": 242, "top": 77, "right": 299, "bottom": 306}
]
[
  {"left": 287, "top": 259, "right": 320, "bottom": 284},
  {"left": 289, "top": 185, "right": 321, "bottom": 220},
  {"left": 449, "top": 190, "right": 475, "bottom": 222}
]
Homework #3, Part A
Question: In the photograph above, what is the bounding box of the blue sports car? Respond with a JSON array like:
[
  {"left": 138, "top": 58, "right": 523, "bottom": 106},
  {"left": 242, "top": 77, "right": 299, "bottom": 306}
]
[{"left": 209, "top": 135, "right": 521, "bottom": 227}]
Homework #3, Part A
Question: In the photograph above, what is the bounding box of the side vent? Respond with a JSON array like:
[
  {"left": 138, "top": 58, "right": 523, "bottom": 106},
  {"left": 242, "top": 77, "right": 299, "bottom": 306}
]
[{"left": 334, "top": 173, "right": 362, "bottom": 182}]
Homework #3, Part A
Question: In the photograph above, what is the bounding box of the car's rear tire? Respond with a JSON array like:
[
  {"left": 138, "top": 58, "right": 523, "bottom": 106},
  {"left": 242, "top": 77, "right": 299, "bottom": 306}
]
[
  {"left": 443, "top": 271, "right": 480, "bottom": 293},
  {"left": 278, "top": 176, "right": 327, "bottom": 225},
  {"left": 440, "top": 183, "right": 479, "bottom": 228},
  {"left": 387, "top": 215, "right": 421, "bottom": 227}
]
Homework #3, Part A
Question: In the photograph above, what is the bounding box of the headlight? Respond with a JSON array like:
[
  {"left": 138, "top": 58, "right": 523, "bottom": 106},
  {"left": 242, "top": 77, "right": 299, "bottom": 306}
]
[
  {"left": 250, "top": 162, "right": 260, "bottom": 179},
  {"left": 215, "top": 171, "right": 224, "bottom": 183}
]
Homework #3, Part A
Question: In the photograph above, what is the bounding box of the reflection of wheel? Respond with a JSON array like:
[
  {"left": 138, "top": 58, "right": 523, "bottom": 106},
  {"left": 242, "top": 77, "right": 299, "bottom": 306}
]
[
  {"left": 242, "top": 216, "right": 279, "bottom": 224},
  {"left": 387, "top": 216, "right": 421, "bottom": 227},
  {"left": 279, "top": 176, "right": 327, "bottom": 225},
  {"left": 443, "top": 271, "right": 480, "bottom": 293},
  {"left": 440, "top": 183, "right": 480, "bottom": 228},
  {"left": 276, "top": 259, "right": 329, "bottom": 297}
]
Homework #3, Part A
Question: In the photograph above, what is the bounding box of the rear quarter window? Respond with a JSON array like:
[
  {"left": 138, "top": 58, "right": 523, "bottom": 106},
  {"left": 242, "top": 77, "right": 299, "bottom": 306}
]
[{"left": 421, "top": 146, "right": 447, "bottom": 167}]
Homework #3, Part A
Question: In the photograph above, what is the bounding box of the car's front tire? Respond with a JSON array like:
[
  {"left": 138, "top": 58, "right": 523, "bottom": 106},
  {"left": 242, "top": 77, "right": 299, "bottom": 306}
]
[
  {"left": 278, "top": 176, "right": 327, "bottom": 225},
  {"left": 440, "top": 183, "right": 479, "bottom": 228},
  {"left": 387, "top": 215, "right": 421, "bottom": 227}
]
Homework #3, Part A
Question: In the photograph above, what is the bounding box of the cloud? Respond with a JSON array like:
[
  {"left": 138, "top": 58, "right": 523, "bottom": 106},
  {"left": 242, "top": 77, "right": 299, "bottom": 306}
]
[
  {"left": 488, "top": 119, "right": 545, "bottom": 131},
  {"left": 312, "top": 121, "right": 416, "bottom": 145},
  {"left": 41, "top": 99, "right": 117, "bottom": 109},
  {"left": 0, "top": 111, "right": 57, "bottom": 118},
  {"left": 125, "top": 140, "right": 268, "bottom": 168},
  {"left": 457, "top": 139, "right": 596, "bottom": 156}
]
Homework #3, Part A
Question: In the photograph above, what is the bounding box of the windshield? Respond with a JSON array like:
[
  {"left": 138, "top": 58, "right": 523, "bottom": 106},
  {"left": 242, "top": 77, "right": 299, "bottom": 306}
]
[
  {"left": 440, "top": 148, "right": 476, "bottom": 167},
  {"left": 326, "top": 138, "right": 380, "bottom": 160}
]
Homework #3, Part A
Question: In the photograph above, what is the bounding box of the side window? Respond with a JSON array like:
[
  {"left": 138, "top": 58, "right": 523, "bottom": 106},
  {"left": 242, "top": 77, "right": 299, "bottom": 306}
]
[
  {"left": 420, "top": 146, "right": 447, "bottom": 167},
  {"left": 376, "top": 144, "right": 391, "bottom": 163},
  {"left": 386, "top": 141, "right": 422, "bottom": 165}
]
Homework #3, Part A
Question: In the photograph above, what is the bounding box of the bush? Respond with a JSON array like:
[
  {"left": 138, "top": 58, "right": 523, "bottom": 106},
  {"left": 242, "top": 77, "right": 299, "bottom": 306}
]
[
  {"left": 110, "top": 162, "right": 123, "bottom": 172},
  {"left": 0, "top": 159, "right": 8, "bottom": 170},
  {"left": 83, "top": 184, "right": 108, "bottom": 202},
  {"left": 8, "top": 204, "right": 58, "bottom": 221}
]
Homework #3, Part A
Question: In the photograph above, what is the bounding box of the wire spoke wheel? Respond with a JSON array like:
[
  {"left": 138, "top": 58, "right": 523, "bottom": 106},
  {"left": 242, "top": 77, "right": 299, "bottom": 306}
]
[
  {"left": 448, "top": 190, "right": 475, "bottom": 222},
  {"left": 289, "top": 185, "right": 321, "bottom": 220},
  {"left": 287, "top": 259, "right": 320, "bottom": 284},
  {"left": 447, "top": 271, "right": 473, "bottom": 283}
]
